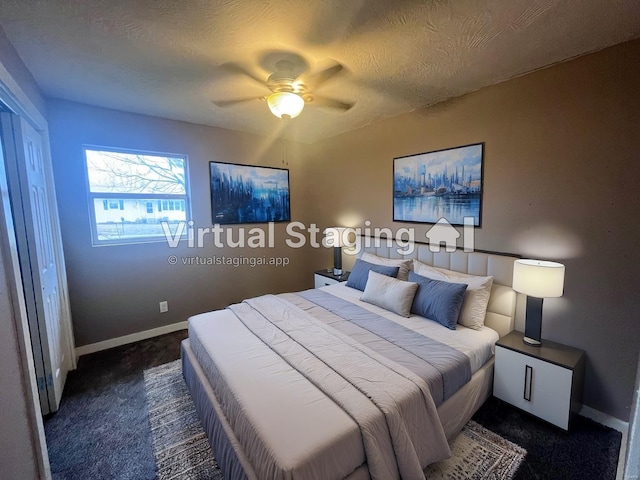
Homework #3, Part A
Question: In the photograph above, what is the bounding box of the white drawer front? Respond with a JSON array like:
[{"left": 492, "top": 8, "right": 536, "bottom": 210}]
[
  {"left": 314, "top": 274, "right": 338, "bottom": 288},
  {"left": 494, "top": 346, "right": 573, "bottom": 429}
]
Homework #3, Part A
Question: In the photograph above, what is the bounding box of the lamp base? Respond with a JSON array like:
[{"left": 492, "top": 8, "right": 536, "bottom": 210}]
[
  {"left": 523, "top": 336, "right": 542, "bottom": 347},
  {"left": 333, "top": 246, "right": 342, "bottom": 278},
  {"left": 523, "top": 296, "right": 544, "bottom": 347}
]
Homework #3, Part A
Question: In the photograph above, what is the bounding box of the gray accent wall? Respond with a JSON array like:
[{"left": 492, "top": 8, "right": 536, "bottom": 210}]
[
  {"left": 47, "top": 100, "right": 315, "bottom": 347},
  {"left": 299, "top": 39, "right": 640, "bottom": 421}
]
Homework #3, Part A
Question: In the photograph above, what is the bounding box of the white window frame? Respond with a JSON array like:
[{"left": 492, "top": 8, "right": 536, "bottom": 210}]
[{"left": 83, "top": 145, "right": 191, "bottom": 246}]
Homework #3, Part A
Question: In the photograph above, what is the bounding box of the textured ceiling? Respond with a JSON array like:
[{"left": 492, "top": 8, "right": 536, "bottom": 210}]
[{"left": 0, "top": 0, "right": 639, "bottom": 143}]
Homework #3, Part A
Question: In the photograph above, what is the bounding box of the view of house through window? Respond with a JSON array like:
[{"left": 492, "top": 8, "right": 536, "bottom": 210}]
[{"left": 84, "top": 147, "right": 190, "bottom": 245}]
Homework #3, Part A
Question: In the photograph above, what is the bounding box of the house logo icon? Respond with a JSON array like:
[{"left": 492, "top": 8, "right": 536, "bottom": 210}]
[{"left": 425, "top": 217, "right": 475, "bottom": 253}]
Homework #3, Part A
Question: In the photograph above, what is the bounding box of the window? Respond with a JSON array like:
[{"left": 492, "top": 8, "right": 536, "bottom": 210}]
[{"left": 84, "top": 147, "right": 190, "bottom": 245}]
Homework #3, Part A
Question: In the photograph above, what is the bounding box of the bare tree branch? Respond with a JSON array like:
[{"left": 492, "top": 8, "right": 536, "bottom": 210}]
[{"left": 87, "top": 151, "right": 186, "bottom": 195}]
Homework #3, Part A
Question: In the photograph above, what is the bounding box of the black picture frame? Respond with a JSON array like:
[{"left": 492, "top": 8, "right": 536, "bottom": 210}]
[
  {"left": 393, "top": 142, "right": 484, "bottom": 227},
  {"left": 209, "top": 161, "right": 291, "bottom": 225}
]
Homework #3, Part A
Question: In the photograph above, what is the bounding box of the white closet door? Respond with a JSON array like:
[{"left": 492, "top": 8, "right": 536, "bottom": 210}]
[{"left": 2, "top": 113, "right": 74, "bottom": 414}]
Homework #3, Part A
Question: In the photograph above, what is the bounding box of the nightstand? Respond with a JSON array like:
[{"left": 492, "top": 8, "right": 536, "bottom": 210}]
[
  {"left": 493, "top": 330, "right": 585, "bottom": 430},
  {"left": 314, "top": 269, "right": 350, "bottom": 288}
]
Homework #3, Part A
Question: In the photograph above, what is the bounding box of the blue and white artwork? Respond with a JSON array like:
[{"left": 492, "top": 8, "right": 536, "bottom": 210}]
[
  {"left": 210, "top": 162, "right": 290, "bottom": 224},
  {"left": 393, "top": 143, "right": 484, "bottom": 226}
]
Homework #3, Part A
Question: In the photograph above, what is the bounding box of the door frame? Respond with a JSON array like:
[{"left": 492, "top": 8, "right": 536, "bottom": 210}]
[
  {"left": 0, "top": 57, "right": 71, "bottom": 479},
  {"left": 624, "top": 355, "right": 640, "bottom": 480}
]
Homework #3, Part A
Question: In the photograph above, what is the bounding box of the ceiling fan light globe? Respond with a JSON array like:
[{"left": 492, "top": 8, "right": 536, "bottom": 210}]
[{"left": 267, "top": 92, "right": 304, "bottom": 119}]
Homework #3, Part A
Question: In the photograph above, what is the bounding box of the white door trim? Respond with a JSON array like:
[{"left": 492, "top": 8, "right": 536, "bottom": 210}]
[{"left": 0, "top": 66, "right": 45, "bottom": 127}]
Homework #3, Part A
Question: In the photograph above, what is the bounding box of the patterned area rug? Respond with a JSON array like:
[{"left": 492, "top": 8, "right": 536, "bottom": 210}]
[
  {"left": 424, "top": 421, "right": 526, "bottom": 479},
  {"left": 144, "top": 360, "right": 222, "bottom": 480},
  {"left": 144, "top": 360, "right": 526, "bottom": 480}
]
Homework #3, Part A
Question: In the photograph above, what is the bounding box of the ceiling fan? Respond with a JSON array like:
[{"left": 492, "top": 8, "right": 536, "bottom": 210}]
[{"left": 212, "top": 60, "right": 354, "bottom": 120}]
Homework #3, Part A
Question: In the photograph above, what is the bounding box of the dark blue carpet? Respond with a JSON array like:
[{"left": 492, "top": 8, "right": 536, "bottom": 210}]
[
  {"left": 44, "top": 330, "right": 188, "bottom": 480},
  {"left": 472, "top": 397, "right": 622, "bottom": 480},
  {"left": 45, "top": 330, "right": 622, "bottom": 479}
]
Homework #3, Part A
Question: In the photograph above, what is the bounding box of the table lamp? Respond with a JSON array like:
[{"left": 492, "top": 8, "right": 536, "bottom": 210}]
[{"left": 512, "top": 259, "right": 565, "bottom": 346}]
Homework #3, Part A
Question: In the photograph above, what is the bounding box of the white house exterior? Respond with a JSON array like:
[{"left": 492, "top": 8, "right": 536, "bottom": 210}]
[{"left": 93, "top": 198, "right": 185, "bottom": 224}]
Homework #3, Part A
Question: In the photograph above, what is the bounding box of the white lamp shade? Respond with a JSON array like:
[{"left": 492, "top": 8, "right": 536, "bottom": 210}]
[
  {"left": 324, "top": 227, "right": 349, "bottom": 247},
  {"left": 512, "top": 259, "right": 565, "bottom": 298},
  {"left": 267, "top": 92, "right": 304, "bottom": 119}
]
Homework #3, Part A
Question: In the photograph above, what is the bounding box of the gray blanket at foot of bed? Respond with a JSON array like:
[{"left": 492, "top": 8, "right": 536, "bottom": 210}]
[{"left": 229, "top": 294, "right": 451, "bottom": 480}]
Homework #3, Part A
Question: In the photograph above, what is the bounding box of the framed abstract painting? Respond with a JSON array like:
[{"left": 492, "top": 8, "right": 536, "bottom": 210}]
[
  {"left": 210, "top": 162, "right": 290, "bottom": 224},
  {"left": 393, "top": 143, "right": 484, "bottom": 227}
]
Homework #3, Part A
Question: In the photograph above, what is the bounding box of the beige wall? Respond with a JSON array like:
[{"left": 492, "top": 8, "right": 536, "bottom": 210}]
[
  {"left": 47, "top": 100, "right": 316, "bottom": 347},
  {"left": 301, "top": 39, "right": 640, "bottom": 421}
]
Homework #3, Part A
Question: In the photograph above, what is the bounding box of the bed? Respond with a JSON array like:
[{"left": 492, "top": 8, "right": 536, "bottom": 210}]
[{"left": 181, "top": 240, "right": 518, "bottom": 480}]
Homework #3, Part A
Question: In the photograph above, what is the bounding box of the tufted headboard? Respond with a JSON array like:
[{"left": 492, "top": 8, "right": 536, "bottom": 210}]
[{"left": 353, "top": 237, "right": 518, "bottom": 338}]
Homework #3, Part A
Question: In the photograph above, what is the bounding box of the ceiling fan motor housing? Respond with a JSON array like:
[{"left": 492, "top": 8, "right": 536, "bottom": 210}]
[{"left": 267, "top": 60, "right": 312, "bottom": 102}]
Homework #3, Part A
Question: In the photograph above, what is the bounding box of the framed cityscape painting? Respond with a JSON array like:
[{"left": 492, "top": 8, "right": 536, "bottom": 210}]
[
  {"left": 210, "top": 162, "right": 290, "bottom": 224},
  {"left": 393, "top": 143, "right": 484, "bottom": 226}
]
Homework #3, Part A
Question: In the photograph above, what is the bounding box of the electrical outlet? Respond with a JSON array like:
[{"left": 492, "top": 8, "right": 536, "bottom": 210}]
[{"left": 159, "top": 301, "right": 168, "bottom": 313}]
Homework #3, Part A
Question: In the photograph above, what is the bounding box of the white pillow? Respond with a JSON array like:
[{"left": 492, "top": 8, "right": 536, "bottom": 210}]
[
  {"left": 412, "top": 260, "right": 493, "bottom": 329},
  {"left": 361, "top": 252, "right": 412, "bottom": 281},
  {"left": 412, "top": 260, "right": 448, "bottom": 281},
  {"left": 360, "top": 271, "right": 418, "bottom": 317}
]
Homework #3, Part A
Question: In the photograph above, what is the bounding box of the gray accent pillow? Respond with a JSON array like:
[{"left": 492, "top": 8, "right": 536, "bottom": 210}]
[
  {"left": 361, "top": 252, "right": 413, "bottom": 281},
  {"left": 409, "top": 271, "right": 468, "bottom": 330},
  {"left": 346, "top": 259, "right": 400, "bottom": 292},
  {"left": 360, "top": 271, "right": 419, "bottom": 317}
]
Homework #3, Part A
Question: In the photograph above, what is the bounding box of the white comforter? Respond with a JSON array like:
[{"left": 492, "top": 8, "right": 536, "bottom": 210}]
[
  {"left": 229, "top": 295, "right": 451, "bottom": 479},
  {"left": 187, "top": 284, "right": 499, "bottom": 480}
]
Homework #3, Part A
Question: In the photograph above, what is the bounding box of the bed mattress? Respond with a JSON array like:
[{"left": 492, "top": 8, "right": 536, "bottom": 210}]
[{"left": 187, "top": 284, "right": 499, "bottom": 479}]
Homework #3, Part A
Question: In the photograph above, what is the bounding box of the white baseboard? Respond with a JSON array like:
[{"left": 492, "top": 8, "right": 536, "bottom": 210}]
[
  {"left": 580, "top": 404, "right": 629, "bottom": 433},
  {"left": 75, "top": 321, "right": 188, "bottom": 357}
]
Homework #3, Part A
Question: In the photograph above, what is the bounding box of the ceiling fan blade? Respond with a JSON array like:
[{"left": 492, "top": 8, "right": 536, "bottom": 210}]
[
  {"left": 215, "top": 62, "right": 269, "bottom": 88},
  {"left": 305, "top": 63, "right": 344, "bottom": 89},
  {"left": 211, "top": 97, "right": 263, "bottom": 107},
  {"left": 312, "top": 95, "right": 353, "bottom": 112}
]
